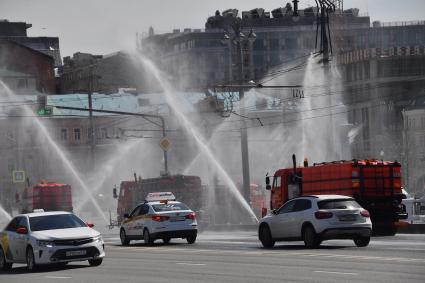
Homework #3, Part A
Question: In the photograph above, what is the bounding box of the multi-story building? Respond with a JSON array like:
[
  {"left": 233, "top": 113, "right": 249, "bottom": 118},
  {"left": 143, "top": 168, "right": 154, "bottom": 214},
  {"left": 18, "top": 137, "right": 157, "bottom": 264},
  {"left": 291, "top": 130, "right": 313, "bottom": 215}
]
[
  {"left": 336, "top": 21, "right": 425, "bottom": 195},
  {"left": 141, "top": 5, "right": 425, "bottom": 197},
  {"left": 140, "top": 6, "right": 369, "bottom": 89},
  {"left": 58, "top": 51, "right": 158, "bottom": 94},
  {"left": 0, "top": 40, "right": 56, "bottom": 93},
  {"left": 0, "top": 19, "right": 62, "bottom": 67},
  {"left": 0, "top": 20, "right": 62, "bottom": 94},
  {"left": 0, "top": 92, "right": 204, "bottom": 213}
]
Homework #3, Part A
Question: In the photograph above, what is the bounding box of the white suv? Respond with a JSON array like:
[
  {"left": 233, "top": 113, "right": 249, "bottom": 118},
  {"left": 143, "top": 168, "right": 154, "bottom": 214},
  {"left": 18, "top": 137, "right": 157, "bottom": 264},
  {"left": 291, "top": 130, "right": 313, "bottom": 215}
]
[{"left": 258, "top": 195, "right": 372, "bottom": 248}]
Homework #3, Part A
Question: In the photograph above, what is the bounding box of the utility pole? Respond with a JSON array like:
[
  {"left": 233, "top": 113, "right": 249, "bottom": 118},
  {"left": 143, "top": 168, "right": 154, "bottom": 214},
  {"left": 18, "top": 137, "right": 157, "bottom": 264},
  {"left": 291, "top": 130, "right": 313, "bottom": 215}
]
[
  {"left": 238, "top": 37, "right": 251, "bottom": 203},
  {"left": 227, "top": 22, "right": 256, "bottom": 203},
  {"left": 317, "top": 0, "right": 337, "bottom": 160},
  {"left": 88, "top": 92, "right": 95, "bottom": 170},
  {"left": 87, "top": 66, "right": 96, "bottom": 171}
]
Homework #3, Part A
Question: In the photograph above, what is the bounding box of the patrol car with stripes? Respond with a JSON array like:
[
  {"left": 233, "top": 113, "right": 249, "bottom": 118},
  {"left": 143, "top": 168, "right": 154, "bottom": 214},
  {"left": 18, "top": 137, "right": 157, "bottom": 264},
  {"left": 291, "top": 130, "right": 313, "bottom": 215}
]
[{"left": 119, "top": 192, "right": 198, "bottom": 245}]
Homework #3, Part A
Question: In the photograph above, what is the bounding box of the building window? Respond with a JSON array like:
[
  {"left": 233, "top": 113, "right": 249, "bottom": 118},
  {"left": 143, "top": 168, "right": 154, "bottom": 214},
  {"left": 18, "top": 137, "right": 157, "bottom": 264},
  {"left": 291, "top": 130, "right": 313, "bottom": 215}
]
[
  {"left": 60, "top": 129, "right": 68, "bottom": 140},
  {"left": 74, "top": 128, "right": 81, "bottom": 141},
  {"left": 100, "top": 128, "right": 107, "bottom": 139},
  {"left": 8, "top": 159, "right": 14, "bottom": 173},
  {"left": 17, "top": 79, "right": 28, "bottom": 88},
  {"left": 87, "top": 127, "right": 93, "bottom": 140}
]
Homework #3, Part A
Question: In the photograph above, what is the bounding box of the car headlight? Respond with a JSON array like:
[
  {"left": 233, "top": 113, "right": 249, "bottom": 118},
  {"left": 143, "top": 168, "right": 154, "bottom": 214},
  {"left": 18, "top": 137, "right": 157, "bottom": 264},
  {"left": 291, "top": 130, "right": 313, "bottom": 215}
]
[
  {"left": 92, "top": 235, "right": 103, "bottom": 243},
  {"left": 37, "top": 240, "right": 55, "bottom": 248}
]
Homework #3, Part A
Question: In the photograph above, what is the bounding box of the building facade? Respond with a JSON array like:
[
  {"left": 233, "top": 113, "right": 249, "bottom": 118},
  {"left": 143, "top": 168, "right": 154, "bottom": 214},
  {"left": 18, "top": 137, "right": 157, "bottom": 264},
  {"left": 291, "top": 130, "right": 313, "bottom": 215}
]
[
  {"left": 0, "top": 19, "right": 62, "bottom": 67},
  {"left": 402, "top": 98, "right": 425, "bottom": 197},
  {"left": 140, "top": 6, "right": 369, "bottom": 90},
  {"left": 0, "top": 40, "right": 56, "bottom": 93},
  {"left": 58, "top": 51, "right": 157, "bottom": 94},
  {"left": 336, "top": 21, "right": 425, "bottom": 196}
]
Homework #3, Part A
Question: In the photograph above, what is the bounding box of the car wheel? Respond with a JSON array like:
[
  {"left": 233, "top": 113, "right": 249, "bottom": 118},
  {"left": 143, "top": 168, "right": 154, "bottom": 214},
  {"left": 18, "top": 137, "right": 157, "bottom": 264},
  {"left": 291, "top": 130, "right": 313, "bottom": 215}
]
[
  {"left": 259, "top": 225, "right": 275, "bottom": 249},
  {"left": 26, "top": 247, "right": 37, "bottom": 272},
  {"left": 0, "top": 247, "right": 12, "bottom": 271},
  {"left": 186, "top": 235, "right": 196, "bottom": 244},
  {"left": 354, "top": 236, "right": 370, "bottom": 247},
  {"left": 303, "top": 225, "right": 320, "bottom": 249},
  {"left": 143, "top": 229, "right": 154, "bottom": 246},
  {"left": 120, "top": 228, "right": 130, "bottom": 246},
  {"left": 88, "top": 258, "right": 103, "bottom": 266},
  {"left": 163, "top": 237, "right": 171, "bottom": 244}
]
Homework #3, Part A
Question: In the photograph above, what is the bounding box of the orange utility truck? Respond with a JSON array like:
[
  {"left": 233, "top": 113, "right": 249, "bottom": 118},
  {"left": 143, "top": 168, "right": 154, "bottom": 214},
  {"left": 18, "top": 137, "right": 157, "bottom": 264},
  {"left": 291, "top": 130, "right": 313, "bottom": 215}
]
[{"left": 265, "top": 156, "right": 407, "bottom": 235}]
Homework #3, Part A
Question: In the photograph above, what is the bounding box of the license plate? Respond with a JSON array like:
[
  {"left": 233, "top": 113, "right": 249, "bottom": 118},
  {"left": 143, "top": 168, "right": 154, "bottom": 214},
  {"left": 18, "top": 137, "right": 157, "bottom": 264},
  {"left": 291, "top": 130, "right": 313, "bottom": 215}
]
[
  {"left": 66, "top": 250, "right": 87, "bottom": 257},
  {"left": 171, "top": 216, "right": 186, "bottom": 222},
  {"left": 338, "top": 215, "right": 356, "bottom": 221}
]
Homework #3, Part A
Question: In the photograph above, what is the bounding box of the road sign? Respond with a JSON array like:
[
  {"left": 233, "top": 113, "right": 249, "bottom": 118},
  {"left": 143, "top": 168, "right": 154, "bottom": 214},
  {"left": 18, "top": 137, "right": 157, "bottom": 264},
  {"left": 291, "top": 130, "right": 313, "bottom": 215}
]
[
  {"left": 159, "top": 137, "right": 171, "bottom": 151},
  {"left": 37, "top": 107, "right": 53, "bottom": 116},
  {"left": 12, "top": 170, "right": 25, "bottom": 183}
]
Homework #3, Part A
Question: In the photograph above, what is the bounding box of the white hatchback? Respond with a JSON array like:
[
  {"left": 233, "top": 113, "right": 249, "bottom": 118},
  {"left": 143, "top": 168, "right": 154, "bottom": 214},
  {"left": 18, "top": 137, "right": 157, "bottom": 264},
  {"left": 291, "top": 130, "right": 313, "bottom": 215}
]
[
  {"left": 258, "top": 195, "right": 372, "bottom": 248},
  {"left": 0, "top": 211, "right": 105, "bottom": 271},
  {"left": 119, "top": 194, "right": 197, "bottom": 246}
]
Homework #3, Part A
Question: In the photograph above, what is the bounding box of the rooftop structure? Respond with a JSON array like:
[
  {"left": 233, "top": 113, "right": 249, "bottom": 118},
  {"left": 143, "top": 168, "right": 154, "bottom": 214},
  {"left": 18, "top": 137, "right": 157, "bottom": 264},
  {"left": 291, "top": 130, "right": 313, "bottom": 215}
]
[{"left": 0, "top": 20, "right": 62, "bottom": 67}]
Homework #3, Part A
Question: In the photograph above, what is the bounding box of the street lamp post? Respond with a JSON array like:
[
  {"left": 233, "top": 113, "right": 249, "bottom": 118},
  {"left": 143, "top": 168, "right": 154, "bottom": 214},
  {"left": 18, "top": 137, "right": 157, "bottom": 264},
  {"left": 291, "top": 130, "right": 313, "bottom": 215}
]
[{"left": 223, "top": 24, "right": 256, "bottom": 202}]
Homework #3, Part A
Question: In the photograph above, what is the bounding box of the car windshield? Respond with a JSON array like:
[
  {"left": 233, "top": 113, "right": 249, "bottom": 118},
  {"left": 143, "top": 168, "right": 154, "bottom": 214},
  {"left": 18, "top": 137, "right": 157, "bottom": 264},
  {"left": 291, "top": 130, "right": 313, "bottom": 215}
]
[
  {"left": 152, "top": 203, "right": 189, "bottom": 212},
  {"left": 318, "top": 199, "right": 361, "bottom": 209},
  {"left": 29, "top": 214, "right": 87, "bottom": 231}
]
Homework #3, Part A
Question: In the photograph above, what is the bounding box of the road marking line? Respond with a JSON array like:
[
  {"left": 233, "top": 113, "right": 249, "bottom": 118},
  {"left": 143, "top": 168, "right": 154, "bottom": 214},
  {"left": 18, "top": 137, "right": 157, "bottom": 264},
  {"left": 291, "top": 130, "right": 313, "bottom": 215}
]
[
  {"left": 176, "top": 262, "right": 206, "bottom": 266},
  {"left": 314, "top": 270, "right": 359, "bottom": 276},
  {"left": 45, "top": 276, "right": 72, "bottom": 279},
  {"left": 107, "top": 245, "right": 425, "bottom": 263}
]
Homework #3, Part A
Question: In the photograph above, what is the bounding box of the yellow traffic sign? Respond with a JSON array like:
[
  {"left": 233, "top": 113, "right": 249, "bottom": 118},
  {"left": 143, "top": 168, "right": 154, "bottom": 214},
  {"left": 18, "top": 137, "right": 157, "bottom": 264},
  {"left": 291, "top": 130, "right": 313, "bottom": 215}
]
[
  {"left": 159, "top": 137, "right": 171, "bottom": 151},
  {"left": 12, "top": 170, "right": 26, "bottom": 183}
]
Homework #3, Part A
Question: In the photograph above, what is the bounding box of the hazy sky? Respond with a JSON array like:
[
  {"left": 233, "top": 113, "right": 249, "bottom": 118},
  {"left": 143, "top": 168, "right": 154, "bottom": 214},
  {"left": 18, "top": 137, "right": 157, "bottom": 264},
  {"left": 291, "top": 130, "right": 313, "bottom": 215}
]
[{"left": 2, "top": 0, "right": 425, "bottom": 57}]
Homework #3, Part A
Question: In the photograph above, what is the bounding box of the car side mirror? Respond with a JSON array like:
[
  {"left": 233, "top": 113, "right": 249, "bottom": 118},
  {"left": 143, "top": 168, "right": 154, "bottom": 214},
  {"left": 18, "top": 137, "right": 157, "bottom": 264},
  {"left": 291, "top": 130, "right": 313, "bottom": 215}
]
[
  {"left": 123, "top": 213, "right": 129, "bottom": 219},
  {"left": 16, "top": 227, "right": 28, "bottom": 234},
  {"left": 86, "top": 222, "right": 94, "bottom": 228},
  {"left": 272, "top": 209, "right": 278, "bottom": 215}
]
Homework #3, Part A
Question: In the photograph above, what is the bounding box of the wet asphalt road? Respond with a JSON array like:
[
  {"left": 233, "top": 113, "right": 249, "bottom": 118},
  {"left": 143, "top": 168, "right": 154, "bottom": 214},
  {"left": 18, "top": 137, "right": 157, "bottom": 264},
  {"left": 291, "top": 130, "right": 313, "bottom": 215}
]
[{"left": 1, "top": 230, "right": 424, "bottom": 283}]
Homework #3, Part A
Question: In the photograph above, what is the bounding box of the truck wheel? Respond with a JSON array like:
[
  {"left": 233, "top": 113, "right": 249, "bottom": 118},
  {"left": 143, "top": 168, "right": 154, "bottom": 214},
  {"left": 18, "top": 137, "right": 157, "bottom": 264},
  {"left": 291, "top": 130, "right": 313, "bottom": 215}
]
[
  {"left": 259, "top": 225, "right": 275, "bottom": 249},
  {"left": 303, "top": 225, "right": 320, "bottom": 249},
  {"left": 0, "top": 247, "right": 12, "bottom": 271},
  {"left": 26, "top": 247, "right": 37, "bottom": 272},
  {"left": 186, "top": 235, "right": 196, "bottom": 244},
  {"left": 354, "top": 236, "right": 370, "bottom": 247},
  {"left": 88, "top": 258, "right": 103, "bottom": 266},
  {"left": 143, "top": 229, "right": 154, "bottom": 246},
  {"left": 120, "top": 229, "right": 130, "bottom": 246}
]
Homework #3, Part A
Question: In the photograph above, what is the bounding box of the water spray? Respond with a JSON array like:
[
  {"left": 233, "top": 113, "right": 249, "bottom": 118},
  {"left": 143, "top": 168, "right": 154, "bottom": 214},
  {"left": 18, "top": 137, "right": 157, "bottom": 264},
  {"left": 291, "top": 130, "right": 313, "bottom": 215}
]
[
  {"left": 0, "top": 80, "right": 108, "bottom": 223},
  {"left": 136, "top": 54, "right": 259, "bottom": 222}
]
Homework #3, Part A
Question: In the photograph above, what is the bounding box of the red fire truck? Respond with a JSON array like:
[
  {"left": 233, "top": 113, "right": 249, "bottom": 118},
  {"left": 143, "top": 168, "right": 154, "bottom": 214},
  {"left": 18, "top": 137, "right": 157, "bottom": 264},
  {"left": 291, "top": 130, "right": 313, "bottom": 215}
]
[
  {"left": 20, "top": 181, "right": 73, "bottom": 213},
  {"left": 265, "top": 156, "right": 407, "bottom": 235},
  {"left": 113, "top": 174, "right": 206, "bottom": 226}
]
